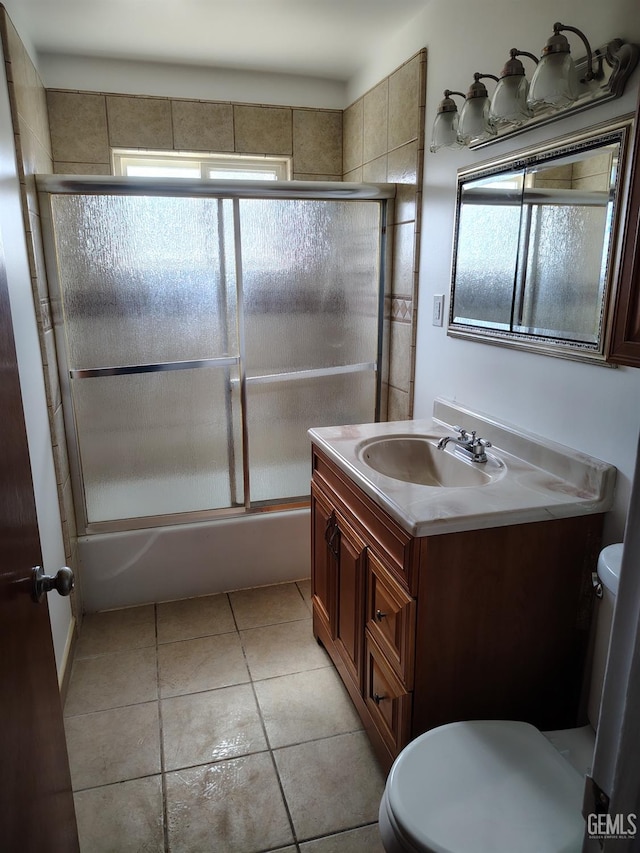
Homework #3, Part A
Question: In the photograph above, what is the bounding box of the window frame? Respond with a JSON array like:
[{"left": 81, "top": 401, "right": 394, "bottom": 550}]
[{"left": 112, "top": 149, "right": 292, "bottom": 181}]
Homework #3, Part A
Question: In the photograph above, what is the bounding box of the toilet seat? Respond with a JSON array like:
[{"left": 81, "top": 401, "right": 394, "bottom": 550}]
[{"left": 382, "top": 720, "right": 585, "bottom": 853}]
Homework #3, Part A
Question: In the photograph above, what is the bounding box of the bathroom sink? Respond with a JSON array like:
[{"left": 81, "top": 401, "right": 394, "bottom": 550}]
[{"left": 357, "top": 435, "right": 499, "bottom": 487}]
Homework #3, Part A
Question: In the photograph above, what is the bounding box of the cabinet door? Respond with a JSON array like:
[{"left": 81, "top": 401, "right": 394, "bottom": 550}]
[
  {"left": 333, "top": 510, "right": 367, "bottom": 691},
  {"left": 366, "top": 551, "right": 416, "bottom": 687},
  {"left": 311, "top": 483, "right": 336, "bottom": 632},
  {"left": 609, "top": 86, "right": 640, "bottom": 366}
]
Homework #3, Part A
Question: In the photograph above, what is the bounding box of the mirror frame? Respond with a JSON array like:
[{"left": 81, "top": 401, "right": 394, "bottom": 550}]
[{"left": 447, "top": 116, "right": 634, "bottom": 364}]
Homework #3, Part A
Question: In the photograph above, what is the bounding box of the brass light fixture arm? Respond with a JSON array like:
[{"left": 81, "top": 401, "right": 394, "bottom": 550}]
[{"left": 554, "top": 22, "right": 595, "bottom": 80}]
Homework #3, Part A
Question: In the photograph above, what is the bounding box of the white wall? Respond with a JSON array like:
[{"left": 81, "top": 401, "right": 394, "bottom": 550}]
[
  {"left": 351, "top": 0, "right": 640, "bottom": 542},
  {"left": 0, "top": 46, "right": 74, "bottom": 681},
  {"left": 37, "top": 53, "right": 347, "bottom": 109}
]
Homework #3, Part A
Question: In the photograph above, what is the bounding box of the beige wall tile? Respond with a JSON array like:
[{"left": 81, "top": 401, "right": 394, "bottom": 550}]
[
  {"left": 390, "top": 222, "right": 417, "bottom": 297},
  {"left": 47, "top": 91, "right": 109, "bottom": 163},
  {"left": 389, "top": 320, "right": 412, "bottom": 393},
  {"left": 387, "top": 141, "right": 418, "bottom": 224},
  {"left": 362, "top": 154, "right": 387, "bottom": 183},
  {"left": 18, "top": 118, "right": 52, "bottom": 211},
  {"left": 54, "top": 161, "right": 111, "bottom": 175},
  {"left": 234, "top": 105, "right": 292, "bottom": 155},
  {"left": 342, "top": 98, "right": 363, "bottom": 174},
  {"left": 387, "top": 385, "right": 411, "bottom": 421},
  {"left": 172, "top": 100, "right": 234, "bottom": 152},
  {"left": 363, "top": 80, "right": 388, "bottom": 164},
  {"left": 343, "top": 166, "right": 363, "bottom": 182},
  {"left": 293, "top": 173, "right": 341, "bottom": 181},
  {"left": 388, "top": 53, "right": 423, "bottom": 150},
  {"left": 572, "top": 174, "right": 611, "bottom": 191},
  {"left": 4, "top": 17, "right": 29, "bottom": 117},
  {"left": 107, "top": 96, "right": 173, "bottom": 149},
  {"left": 572, "top": 150, "right": 612, "bottom": 180},
  {"left": 292, "top": 109, "right": 342, "bottom": 174}
]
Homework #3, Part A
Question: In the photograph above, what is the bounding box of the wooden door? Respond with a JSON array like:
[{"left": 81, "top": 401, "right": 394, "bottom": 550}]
[{"left": 0, "top": 234, "right": 79, "bottom": 850}]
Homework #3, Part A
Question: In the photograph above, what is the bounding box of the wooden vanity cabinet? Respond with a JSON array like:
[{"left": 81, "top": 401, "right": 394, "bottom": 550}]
[{"left": 311, "top": 445, "right": 603, "bottom": 773}]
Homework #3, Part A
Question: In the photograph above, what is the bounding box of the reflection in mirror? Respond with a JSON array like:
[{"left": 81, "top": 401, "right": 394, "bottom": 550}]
[{"left": 449, "top": 119, "right": 632, "bottom": 363}]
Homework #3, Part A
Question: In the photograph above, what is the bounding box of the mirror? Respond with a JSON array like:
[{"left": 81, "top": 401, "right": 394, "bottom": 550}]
[{"left": 448, "top": 118, "right": 633, "bottom": 363}]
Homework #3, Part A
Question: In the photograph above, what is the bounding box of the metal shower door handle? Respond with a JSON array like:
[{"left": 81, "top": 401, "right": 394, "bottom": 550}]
[{"left": 31, "top": 566, "right": 75, "bottom": 603}]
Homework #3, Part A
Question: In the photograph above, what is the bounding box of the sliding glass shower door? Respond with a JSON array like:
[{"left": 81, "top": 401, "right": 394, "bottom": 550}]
[{"left": 39, "top": 178, "right": 387, "bottom": 532}]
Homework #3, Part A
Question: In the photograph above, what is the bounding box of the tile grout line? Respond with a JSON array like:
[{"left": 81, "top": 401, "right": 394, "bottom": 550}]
[
  {"left": 154, "top": 603, "right": 171, "bottom": 853},
  {"left": 230, "top": 591, "right": 301, "bottom": 851}
]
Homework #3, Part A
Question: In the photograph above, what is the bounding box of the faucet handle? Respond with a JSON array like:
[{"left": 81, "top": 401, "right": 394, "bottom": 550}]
[
  {"left": 453, "top": 424, "right": 470, "bottom": 438},
  {"left": 476, "top": 438, "right": 492, "bottom": 448}
]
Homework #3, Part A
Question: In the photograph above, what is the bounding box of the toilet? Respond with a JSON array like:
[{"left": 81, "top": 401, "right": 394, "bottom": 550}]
[{"left": 379, "top": 544, "right": 623, "bottom": 853}]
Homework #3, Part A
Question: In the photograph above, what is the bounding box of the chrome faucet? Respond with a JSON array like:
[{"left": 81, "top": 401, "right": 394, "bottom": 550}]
[{"left": 437, "top": 425, "right": 492, "bottom": 463}]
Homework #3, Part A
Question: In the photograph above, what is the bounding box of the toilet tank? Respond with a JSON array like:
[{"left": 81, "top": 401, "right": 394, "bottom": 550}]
[{"left": 588, "top": 543, "right": 623, "bottom": 728}]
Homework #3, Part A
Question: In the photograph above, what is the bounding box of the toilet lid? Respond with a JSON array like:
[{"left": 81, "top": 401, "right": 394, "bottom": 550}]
[{"left": 386, "top": 720, "right": 585, "bottom": 853}]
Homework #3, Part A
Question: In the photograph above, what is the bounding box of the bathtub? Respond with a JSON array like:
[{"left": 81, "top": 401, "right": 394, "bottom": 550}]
[{"left": 77, "top": 507, "right": 310, "bottom": 612}]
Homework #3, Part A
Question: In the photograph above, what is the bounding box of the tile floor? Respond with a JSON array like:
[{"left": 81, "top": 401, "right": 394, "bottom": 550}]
[{"left": 64, "top": 580, "right": 387, "bottom": 853}]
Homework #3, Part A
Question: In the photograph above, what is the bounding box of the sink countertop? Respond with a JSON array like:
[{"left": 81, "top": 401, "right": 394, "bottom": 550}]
[{"left": 308, "top": 400, "right": 617, "bottom": 537}]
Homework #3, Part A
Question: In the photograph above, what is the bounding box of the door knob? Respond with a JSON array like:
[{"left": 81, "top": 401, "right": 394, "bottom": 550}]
[{"left": 31, "top": 566, "right": 75, "bottom": 603}]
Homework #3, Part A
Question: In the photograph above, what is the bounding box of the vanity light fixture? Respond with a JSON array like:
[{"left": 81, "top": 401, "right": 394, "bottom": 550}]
[
  {"left": 527, "top": 22, "right": 594, "bottom": 113},
  {"left": 430, "top": 20, "right": 639, "bottom": 152},
  {"left": 457, "top": 73, "right": 499, "bottom": 145},
  {"left": 429, "top": 90, "right": 466, "bottom": 152},
  {"left": 489, "top": 49, "right": 539, "bottom": 128}
]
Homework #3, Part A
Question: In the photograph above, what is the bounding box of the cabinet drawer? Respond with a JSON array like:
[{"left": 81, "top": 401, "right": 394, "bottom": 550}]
[
  {"left": 366, "top": 552, "right": 416, "bottom": 687},
  {"left": 364, "top": 635, "right": 412, "bottom": 759}
]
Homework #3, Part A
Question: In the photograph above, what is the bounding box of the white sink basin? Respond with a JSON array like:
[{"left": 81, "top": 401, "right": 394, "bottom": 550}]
[{"left": 357, "top": 435, "right": 502, "bottom": 487}]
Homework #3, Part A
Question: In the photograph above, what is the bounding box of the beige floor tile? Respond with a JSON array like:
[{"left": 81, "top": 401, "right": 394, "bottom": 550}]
[
  {"left": 74, "top": 776, "right": 164, "bottom": 853},
  {"left": 64, "top": 647, "right": 157, "bottom": 716},
  {"left": 273, "top": 731, "right": 385, "bottom": 841},
  {"left": 240, "top": 619, "right": 331, "bottom": 680},
  {"left": 75, "top": 605, "right": 156, "bottom": 658},
  {"left": 158, "top": 632, "right": 249, "bottom": 698},
  {"left": 254, "top": 667, "right": 362, "bottom": 748},
  {"left": 157, "top": 593, "right": 235, "bottom": 644},
  {"left": 65, "top": 702, "right": 161, "bottom": 790},
  {"left": 299, "top": 824, "right": 385, "bottom": 852},
  {"left": 162, "top": 684, "right": 267, "bottom": 770},
  {"left": 296, "top": 578, "right": 312, "bottom": 611},
  {"left": 229, "top": 583, "right": 310, "bottom": 629},
  {"left": 165, "top": 753, "right": 294, "bottom": 853}
]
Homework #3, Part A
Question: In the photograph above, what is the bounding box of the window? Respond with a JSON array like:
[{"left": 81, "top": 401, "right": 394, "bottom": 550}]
[{"left": 112, "top": 149, "right": 292, "bottom": 181}]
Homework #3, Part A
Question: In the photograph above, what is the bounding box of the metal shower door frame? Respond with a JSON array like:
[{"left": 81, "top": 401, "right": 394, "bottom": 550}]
[{"left": 37, "top": 176, "right": 394, "bottom": 535}]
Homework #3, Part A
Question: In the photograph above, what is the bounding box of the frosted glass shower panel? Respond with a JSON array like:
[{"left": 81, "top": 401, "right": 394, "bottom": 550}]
[
  {"left": 239, "top": 199, "right": 381, "bottom": 373},
  {"left": 73, "top": 367, "right": 242, "bottom": 522},
  {"left": 453, "top": 172, "right": 524, "bottom": 329},
  {"left": 516, "top": 199, "right": 611, "bottom": 343},
  {"left": 247, "top": 370, "right": 377, "bottom": 502},
  {"left": 51, "top": 195, "right": 238, "bottom": 368}
]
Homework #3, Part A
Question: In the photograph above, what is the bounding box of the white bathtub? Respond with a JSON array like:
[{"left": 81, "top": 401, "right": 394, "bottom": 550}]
[{"left": 77, "top": 507, "right": 311, "bottom": 612}]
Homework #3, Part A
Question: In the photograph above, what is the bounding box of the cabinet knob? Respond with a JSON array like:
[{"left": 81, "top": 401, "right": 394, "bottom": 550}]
[
  {"left": 375, "top": 609, "right": 387, "bottom": 621},
  {"left": 373, "top": 693, "right": 386, "bottom": 705}
]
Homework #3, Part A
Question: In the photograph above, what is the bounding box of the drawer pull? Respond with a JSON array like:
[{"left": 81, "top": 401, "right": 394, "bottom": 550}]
[
  {"left": 375, "top": 609, "right": 387, "bottom": 621},
  {"left": 373, "top": 692, "right": 386, "bottom": 705}
]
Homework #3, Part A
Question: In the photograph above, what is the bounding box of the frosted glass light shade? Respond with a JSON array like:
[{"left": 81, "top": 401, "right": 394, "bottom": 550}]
[
  {"left": 458, "top": 97, "right": 496, "bottom": 145},
  {"left": 490, "top": 75, "right": 532, "bottom": 127},
  {"left": 430, "top": 110, "right": 463, "bottom": 152},
  {"left": 527, "top": 52, "right": 578, "bottom": 113}
]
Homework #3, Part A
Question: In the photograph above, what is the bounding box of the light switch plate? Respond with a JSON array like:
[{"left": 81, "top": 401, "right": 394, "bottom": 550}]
[{"left": 433, "top": 294, "right": 444, "bottom": 326}]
